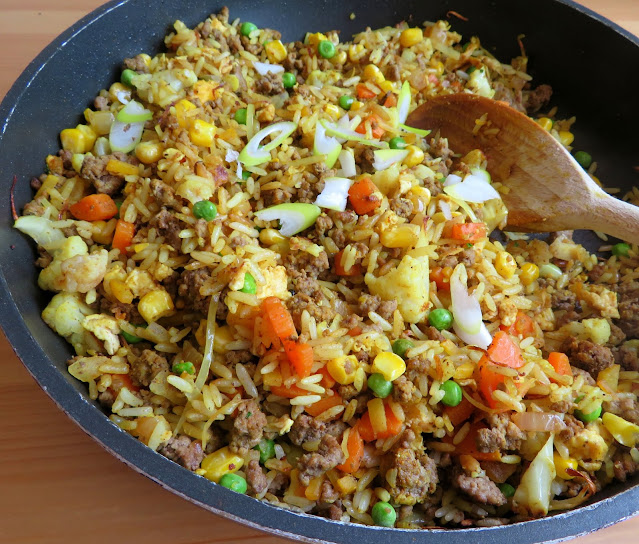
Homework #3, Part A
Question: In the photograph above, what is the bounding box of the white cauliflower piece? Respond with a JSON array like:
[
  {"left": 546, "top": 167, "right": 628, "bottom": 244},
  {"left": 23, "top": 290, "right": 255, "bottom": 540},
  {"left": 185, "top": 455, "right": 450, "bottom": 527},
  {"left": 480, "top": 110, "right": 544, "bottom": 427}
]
[
  {"left": 466, "top": 67, "right": 495, "bottom": 98},
  {"left": 83, "top": 314, "right": 121, "bottom": 355},
  {"left": 42, "top": 292, "right": 94, "bottom": 352},
  {"left": 257, "top": 266, "right": 290, "bottom": 300},
  {"left": 38, "top": 236, "right": 87, "bottom": 291},
  {"left": 365, "top": 254, "right": 429, "bottom": 323}
]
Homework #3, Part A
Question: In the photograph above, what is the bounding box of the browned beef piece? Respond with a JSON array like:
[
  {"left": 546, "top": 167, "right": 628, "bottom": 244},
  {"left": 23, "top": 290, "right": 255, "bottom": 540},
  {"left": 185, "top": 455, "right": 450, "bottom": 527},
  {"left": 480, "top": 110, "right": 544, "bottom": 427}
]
[
  {"left": 492, "top": 82, "right": 525, "bottom": 113},
  {"left": 524, "top": 84, "right": 553, "bottom": 114},
  {"left": 555, "top": 309, "right": 582, "bottom": 329},
  {"left": 256, "top": 72, "right": 285, "bottom": 95},
  {"left": 35, "top": 248, "right": 53, "bottom": 268},
  {"left": 476, "top": 413, "right": 525, "bottom": 453},
  {"left": 392, "top": 375, "right": 415, "bottom": 403},
  {"left": 424, "top": 326, "right": 446, "bottom": 342},
  {"left": 608, "top": 323, "right": 627, "bottom": 347},
  {"left": 562, "top": 336, "right": 614, "bottom": 378},
  {"left": 229, "top": 399, "right": 267, "bottom": 454},
  {"left": 319, "top": 480, "right": 339, "bottom": 503},
  {"left": 194, "top": 219, "right": 209, "bottom": 239},
  {"left": 377, "top": 300, "right": 398, "bottom": 321},
  {"left": 359, "top": 294, "right": 381, "bottom": 315},
  {"left": 604, "top": 396, "right": 639, "bottom": 425},
  {"left": 151, "top": 208, "right": 183, "bottom": 250},
  {"left": 314, "top": 214, "right": 333, "bottom": 236},
  {"left": 551, "top": 290, "right": 579, "bottom": 311},
  {"left": 296, "top": 176, "right": 323, "bottom": 204},
  {"left": 81, "top": 152, "right": 137, "bottom": 195},
  {"left": 614, "top": 344, "right": 639, "bottom": 371},
  {"left": 23, "top": 197, "right": 46, "bottom": 216},
  {"left": 94, "top": 95, "right": 110, "bottom": 111},
  {"left": 428, "top": 136, "right": 453, "bottom": 176},
  {"left": 588, "top": 263, "right": 606, "bottom": 282},
  {"left": 284, "top": 240, "right": 330, "bottom": 278},
  {"left": 297, "top": 434, "right": 346, "bottom": 485},
  {"left": 123, "top": 54, "right": 150, "bottom": 73},
  {"left": 386, "top": 63, "right": 401, "bottom": 81},
  {"left": 558, "top": 414, "right": 585, "bottom": 441},
  {"left": 158, "top": 435, "right": 204, "bottom": 471},
  {"left": 616, "top": 282, "right": 639, "bottom": 338},
  {"left": 224, "top": 350, "right": 254, "bottom": 366},
  {"left": 287, "top": 293, "right": 337, "bottom": 329},
  {"left": 98, "top": 388, "right": 115, "bottom": 409},
  {"left": 177, "top": 268, "right": 212, "bottom": 314},
  {"left": 268, "top": 472, "right": 289, "bottom": 494},
  {"left": 439, "top": 248, "right": 476, "bottom": 269},
  {"left": 246, "top": 459, "right": 269, "bottom": 495},
  {"left": 334, "top": 210, "right": 357, "bottom": 225},
  {"left": 453, "top": 468, "right": 506, "bottom": 506},
  {"left": 571, "top": 366, "right": 596, "bottom": 386},
  {"left": 199, "top": 18, "right": 212, "bottom": 38},
  {"left": 150, "top": 179, "right": 183, "bottom": 210},
  {"left": 262, "top": 187, "right": 291, "bottom": 206},
  {"left": 422, "top": 176, "right": 443, "bottom": 196},
  {"left": 327, "top": 503, "right": 343, "bottom": 520},
  {"left": 289, "top": 414, "right": 326, "bottom": 446},
  {"left": 480, "top": 461, "right": 517, "bottom": 484},
  {"left": 130, "top": 349, "right": 169, "bottom": 387},
  {"left": 30, "top": 176, "right": 43, "bottom": 190},
  {"left": 99, "top": 297, "right": 143, "bottom": 323},
  {"left": 382, "top": 446, "right": 438, "bottom": 505},
  {"left": 356, "top": 147, "right": 376, "bottom": 174},
  {"left": 389, "top": 196, "right": 414, "bottom": 219},
  {"left": 613, "top": 450, "right": 638, "bottom": 482},
  {"left": 404, "top": 354, "right": 431, "bottom": 381},
  {"left": 59, "top": 149, "right": 73, "bottom": 171},
  {"left": 326, "top": 420, "right": 348, "bottom": 438}
]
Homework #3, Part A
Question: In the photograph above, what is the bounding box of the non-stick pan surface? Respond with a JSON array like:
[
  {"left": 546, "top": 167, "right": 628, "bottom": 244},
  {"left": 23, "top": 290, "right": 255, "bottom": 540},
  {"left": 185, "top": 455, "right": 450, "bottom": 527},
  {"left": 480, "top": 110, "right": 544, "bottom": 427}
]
[{"left": 1, "top": 1, "right": 638, "bottom": 543}]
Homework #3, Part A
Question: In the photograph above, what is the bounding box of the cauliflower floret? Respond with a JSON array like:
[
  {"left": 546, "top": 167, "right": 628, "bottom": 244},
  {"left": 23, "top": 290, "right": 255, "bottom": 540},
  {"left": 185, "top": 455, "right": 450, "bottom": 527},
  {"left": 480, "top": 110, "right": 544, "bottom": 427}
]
[
  {"left": 42, "top": 292, "right": 94, "bottom": 353},
  {"left": 83, "top": 314, "right": 121, "bottom": 355},
  {"left": 365, "top": 254, "right": 429, "bottom": 323},
  {"left": 38, "top": 236, "right": 87, "bottom": 291}
]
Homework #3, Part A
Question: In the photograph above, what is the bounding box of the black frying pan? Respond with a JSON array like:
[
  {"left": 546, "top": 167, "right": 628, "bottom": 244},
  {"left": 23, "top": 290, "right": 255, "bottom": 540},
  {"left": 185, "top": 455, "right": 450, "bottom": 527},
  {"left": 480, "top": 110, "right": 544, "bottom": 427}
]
[{"left": 1, "top": 1, "right": 638, "bottom": 542}]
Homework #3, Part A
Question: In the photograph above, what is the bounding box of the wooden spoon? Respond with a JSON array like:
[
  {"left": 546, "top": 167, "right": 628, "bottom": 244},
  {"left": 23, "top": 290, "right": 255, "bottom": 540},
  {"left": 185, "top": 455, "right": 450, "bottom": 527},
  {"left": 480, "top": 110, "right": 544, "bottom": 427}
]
[{"left": 406, "top": 93, "right": 639, "bottom": 244}]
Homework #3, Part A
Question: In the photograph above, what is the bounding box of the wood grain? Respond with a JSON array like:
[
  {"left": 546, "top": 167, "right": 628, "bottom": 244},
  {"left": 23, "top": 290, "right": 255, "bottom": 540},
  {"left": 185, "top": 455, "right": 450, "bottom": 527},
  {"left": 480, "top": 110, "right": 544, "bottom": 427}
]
[{"left": 0, "top": 2, "right": 637, "bottom": 543}]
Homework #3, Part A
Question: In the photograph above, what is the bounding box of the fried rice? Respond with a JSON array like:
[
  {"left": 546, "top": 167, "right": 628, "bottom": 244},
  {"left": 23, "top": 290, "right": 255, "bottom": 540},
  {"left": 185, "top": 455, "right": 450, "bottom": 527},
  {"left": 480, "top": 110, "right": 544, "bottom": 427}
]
[{"left": 14, "top": 6, "right": 639, "bottom": 529}]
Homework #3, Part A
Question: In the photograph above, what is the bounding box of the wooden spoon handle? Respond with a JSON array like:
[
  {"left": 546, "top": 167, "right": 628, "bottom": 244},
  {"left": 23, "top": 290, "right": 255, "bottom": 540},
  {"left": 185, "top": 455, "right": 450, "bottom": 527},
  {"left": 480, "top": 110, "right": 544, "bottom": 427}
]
[{"left": 585, "top": 194, "right": 639, "bottom": 245}]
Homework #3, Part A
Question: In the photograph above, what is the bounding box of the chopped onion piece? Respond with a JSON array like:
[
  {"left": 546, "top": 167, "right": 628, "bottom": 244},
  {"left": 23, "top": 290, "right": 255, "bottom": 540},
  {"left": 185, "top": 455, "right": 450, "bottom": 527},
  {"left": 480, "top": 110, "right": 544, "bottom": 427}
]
[
  {"left": 116, "top": 100, "right": 152, "bottom": 123},
  {"left": 338, "top": 149, "right": 356, "bottom": 178},
  {"left": 440, "top": 200, "right": 452, "bottom": 220},
  {"left": 450, "top": 264, "right": 483, "bottom": 335},
  {"left": 14, "top": 216, "right": 65, "bottom": 251},
  {"left": 372, "top": 149, "right": 409, "bottom": 171},
  {"left": 313, "top": 120, "right": 342, "bottom": 168},
  {"left": 314, "top": 177, "right": 352, "bottom": 211},
  {"left": 399, "top": 123, "right": 431, "bottom": 137},
  {"left": 444, "top": 174, "right": 462, "bottom": 187},
  {"left": 254, "top": 203, "right": 321, "bottom": 237},
  {"left": 109, "top": 120, "right": 144, "bottom": 153},
  {"left": 448, "top": 195, "right": 479, "bottom": 222},
  {"left": 512, "top": 412, "right": 566, "bottom": 432},
  {"left": 253, "top": 61, "right": 284, "bottom": 75},
  {"left": 444, "top": 173, "right": 501, "bottom": 203},
  {"left": 453, "top": 321, "right": 492, "bottom": 350},
  {"left": 397, "top": 81, "right": 411, "bottom": 125},
  {"left": 114, "top": 89, "right": 131, "bottom": 104},
  {"left": 225, "top": 149, "right": 239, "bottom": 163},
  {"left": 238, "top": 121, "right": 297, "bottom": 167}
]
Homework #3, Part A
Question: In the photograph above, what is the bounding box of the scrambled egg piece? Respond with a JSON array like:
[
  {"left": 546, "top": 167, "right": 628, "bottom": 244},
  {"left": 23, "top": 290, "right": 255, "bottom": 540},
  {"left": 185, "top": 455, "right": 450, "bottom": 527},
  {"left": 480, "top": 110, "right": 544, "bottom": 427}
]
[
  {"left": 83, "top": 313, "right": 121, "bottom": 355},
  {"left": 42, "top": 292, "right": 94, "bottom": 353},
  {"left": 574, "top": 283, "right": 619, "bottom": 319},
  {"left": 125, "top": 269, "right": 156, "bottom": 298},
  {"left": 365, "top": 254, "right": 429, "bottom": 323},
  {"left": 567, "top": 425, "right": 608, "bottom": 471}
]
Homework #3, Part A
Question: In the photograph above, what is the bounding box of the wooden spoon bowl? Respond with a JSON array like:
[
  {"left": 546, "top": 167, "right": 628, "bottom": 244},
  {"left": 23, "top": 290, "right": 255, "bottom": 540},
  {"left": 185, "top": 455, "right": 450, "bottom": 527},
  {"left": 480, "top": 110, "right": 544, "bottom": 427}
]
[{"left": 406, "top": 93, "right": 639, "bottom": 244}]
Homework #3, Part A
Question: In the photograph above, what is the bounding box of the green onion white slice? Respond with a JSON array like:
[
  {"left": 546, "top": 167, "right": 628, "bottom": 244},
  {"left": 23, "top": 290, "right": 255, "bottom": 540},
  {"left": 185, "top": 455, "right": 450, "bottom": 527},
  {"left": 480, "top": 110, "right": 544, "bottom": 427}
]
[
  {"left": 450, "top": 264, "right": 482, "bottom": 335},
  {"left": 314, "top": 177, "right": 352, "bottom": 211},
  {"left": 14, "top": 216, "right": 65, "bottom": 251},
  {"left": 399, "top": 123, "right": 431, "bottom": 137},
  {"left": 253, "top": 61, "right": 284, "bottom": 75},
  {"left": 397, "top": 81, "right": 411, "bottom": 124},
  {"left": 109, "top": 120, "right": 145, "bottom": 153},
  {"left": 338, "top": 149, "right": 356, "bottom": 177},
  {"left": 470, "top": 167, "right": 491, "bottom": 184},
  {"left": 239, "top": 121, "right": 297, "bottom": 167},
  {"left": 443, "top": 172, "right": 501, "bottom": 203},
  {"left": 116, "top": 100, "right": 153, "bottom": 123},
  {"left": 372, "top": 149, "right": 409, "bottom": 171},
  {"left": 313, "top": 121, "right": 342, "bottom": 168},
  {"left": 321, "top": 119, "right": 388, "bottom": 149},
  {"left": 254, "top": 203, "right": 321, "bottom": 236}
]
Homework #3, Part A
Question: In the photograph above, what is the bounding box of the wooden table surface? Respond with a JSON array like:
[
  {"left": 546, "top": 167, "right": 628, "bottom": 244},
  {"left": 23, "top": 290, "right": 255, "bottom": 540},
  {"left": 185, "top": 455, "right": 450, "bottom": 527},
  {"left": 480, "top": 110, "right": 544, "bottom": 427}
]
[{"left": 1, "top": 1, "right": 638, "bottom": 543}]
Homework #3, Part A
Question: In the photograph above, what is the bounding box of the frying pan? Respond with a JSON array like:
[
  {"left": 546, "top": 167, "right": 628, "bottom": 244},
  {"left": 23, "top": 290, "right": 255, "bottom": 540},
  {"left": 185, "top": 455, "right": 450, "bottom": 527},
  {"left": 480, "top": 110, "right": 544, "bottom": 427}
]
[{"left": 1, "top": 1, "right": 638, "bottom": 542}]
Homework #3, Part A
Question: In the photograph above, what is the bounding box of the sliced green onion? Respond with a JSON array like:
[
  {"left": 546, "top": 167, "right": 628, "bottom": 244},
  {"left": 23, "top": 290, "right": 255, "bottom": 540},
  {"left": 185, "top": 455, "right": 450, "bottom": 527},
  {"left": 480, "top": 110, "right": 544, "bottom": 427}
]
[
  {"left": 399, "top": 123, "right": 431, "bottom": 137},
  {"left": 109, "top": 120, "right": 145, "bottom": 153},
  {"left": 314, "top": 177, "right": 352, "bottom": 211},
  {"left": 470, "top": 167, "right": 491, "bottom": 184},
  {"left": 254, "top": 203, "right": 321, "bottom": 237},
  {"left": 313, "top": 120, "right": 342, "bottom": 168},
  {"left": 116, "top": 100, "right": 152, "bottom": 123},
  {"left": 321, "top": 119, "right": 388, "bottom": 149},
  {"left": 539, "top": 263, "right": 563, "bottom": 279},
  {"left": 253, "top": 61, "right": 284, "bottom": 76},
  {"left": 397, "top": 81, "right": 411, "bottom": 125},
  {"left": 372, "top": 148, "right": 409, "bottom": 171},
  {"left": 337, "top": 148, "right": 356, "bottom": 177},
  {"left": 238, "top": 121, "right": 297, "bottom": 167},
  {"left": 450, "top": 264, "right": 492, "bottom": 349}
]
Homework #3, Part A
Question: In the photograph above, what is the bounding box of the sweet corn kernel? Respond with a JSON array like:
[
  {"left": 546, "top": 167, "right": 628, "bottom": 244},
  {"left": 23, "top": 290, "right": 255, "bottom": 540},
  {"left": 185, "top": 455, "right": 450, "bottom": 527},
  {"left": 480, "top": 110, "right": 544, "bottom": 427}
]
[
  {"left": 495, "top": 251, "right": 518, "bottom": 279},
  {"left": 327, "top": 355, "right": 358, "bottom": 385},
  {"left": 537, "top": 117, "right": 553, "bottom": 131},
  {"left": 400, "top": 27, "right": 424, "bottom": 48},
  {"left": 60, "top": 128, "right": 87, "bottom": 154},
  {"left": 92, "top": 218, "right": 117, "bottom": 246},
  {"left": 558, "top": 130, "right": 574, "bottom": 147},
  {"left": 71, "top": 154, "right": 85, "bottom": 173},
  {"left": 363, "top": 64, "right": 385, "bottom": 84},
  {"left": 553, "top": 454, "right": 578, "bottom": 480},
  {"left": 138, "top": 289, "right": 174, "bottom": 323},
  {"left": 106, "top": 159, "right": 139, "bottom": 177},
  {"left": 350, "top": 100, "right": 363, "bottom": 111},
  {"left": 348, "top": 43, "right": 364, "bottom": 62},
  {"left": 430, "top": 60, "right": 445, "bottom": 75},
  {"left": 201, "top": 447, "right": 244, "bottom": 483},
  {"left": 602, "top": 412, "right": 639, "bottom": 447},
  {"left": 332, "top": 51, "right": 347, "bottom": 65},
  {"left": 133, "top": 243, "right": 149, "bottom": 253},
  {"left": 380, "top": 224, "right": 420, "bottom": 248},
  {"left": 174, "top": 99, "right": 196, "bottom": 128},
  {"left": 306, "top": 32, "right": 328, "bottom": 47},
  {"left": 324, "top": 104, "right": 341, "bottom": 121},
  {"left": 379, "top": 80, "right": 395, "bottom": 93},
  {"left": 259, "top": 227, "right": 286, "bottom": 246},
  {"left": 213, "top": 324, "right": 234, "bottom": 354},
  {"left": 110, "top": 279, "right": 134, "bottom": 304},
  {"left": 139, "top": 53, "right": 152, "bottom": 66},
  {"left": 336, "top": 475, "right": 358, "bottom": 495},
  {"left": 520, "top": 263, "right": 540, "bottom": 286},
  {"left": 227, "top": 74, "right": 240, "bottom": 92},
  {"left": 108, "top": 82, "right": 130, "bottom": 102},
  {"left": 265, "top": 39, "right": 287, "bottom": 63},
  {"left": 372, "top": 352, "right": 406, "bottom": 382},
  {"left": 404, "top": 145, "right": 425, "bottom": 167},
  {"left": 192, "top": 80, "right": 217, "bottom": 103},
  {"left": 189, "top": 119, "right": 217, "bottom": 147},
  {"left": 368, "top": 398, "right": 388, "bottom": 434},
  {"left": 135, "top": 141, "right": 164, "bottom": 164},
  {"left": 75, "top": 124, "right": 97, "bottom": 152}
]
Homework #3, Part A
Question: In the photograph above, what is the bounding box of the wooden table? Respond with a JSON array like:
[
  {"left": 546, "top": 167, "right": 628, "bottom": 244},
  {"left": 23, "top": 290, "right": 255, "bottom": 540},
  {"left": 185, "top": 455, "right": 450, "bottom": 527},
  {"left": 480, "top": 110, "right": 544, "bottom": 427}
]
[{"left": 1, "top": 1, "right": 638, "bottom": 542}]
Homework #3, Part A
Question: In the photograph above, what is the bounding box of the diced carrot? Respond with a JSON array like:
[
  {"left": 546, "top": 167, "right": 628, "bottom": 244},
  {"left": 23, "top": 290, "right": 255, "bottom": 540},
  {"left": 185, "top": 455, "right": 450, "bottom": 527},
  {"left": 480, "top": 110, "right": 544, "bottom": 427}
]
[
  {"left": 347, "top": 326, "right": 362, "bottom": 337},
  {"left": 548, "top": 351, "right": 572, "bottom": 379},
  {"left": 450, "top": 222, "right": 486, "bottom": 243},
  {"left": 486, "top": 331, "right": 524, "bottom": 369},
  {"left": 476, "top": 355, "right": 506, "bottom": 409},
  {"left": 334, "top": 249, "right": 362, "bottom": 276},
  {"left": 444, "top": 396, "right": 475, "bottom": 426},
  {"left": 319, "top": 365, "right": 336, "bottom": 389},
  {"left": 443, "top": 422, "right": 501, "bottom": 461},
  {"left": 108, "top": 373, "right": 139, "bottom": 395},
  {"left": 283, "top": 339, "right": 314, "bottom": 378},
  {"left": 348, "top": 177, "right": 381, "bottom": 216},
  {"left": 337, "top": 426, "right": 364, "bottom": 473},
  {"left": 262, "top": 296, "right": 296, "bottom": 340},
  {"left": 269, "top": 383, "right": 309, "bottom": 399},
  {"left": 430, "top": 266, "right": 453, "bottom": 291},
  {"left": 358, "top": 402, "right": 403, "bottom": 441},
  {"left": 305, "top": 394, "right": 344, "bottom": 417},
  {"left": 356, "top": 83, "right": 377, "bottom": 100},
  {"left": 69, "top": 193, "right": 118, "bottom": 221},
  {"left": 383, "top": 93, "right": 397, "bottom": 107},
  {"left": 500, "top": 311, "right": 536, "bottom": 338},
  {"left": 355, "top": 114, "right": 385, "bottom": 139},
  {"left": 112, "top": 219, "right": 135, "bottom": 254}
]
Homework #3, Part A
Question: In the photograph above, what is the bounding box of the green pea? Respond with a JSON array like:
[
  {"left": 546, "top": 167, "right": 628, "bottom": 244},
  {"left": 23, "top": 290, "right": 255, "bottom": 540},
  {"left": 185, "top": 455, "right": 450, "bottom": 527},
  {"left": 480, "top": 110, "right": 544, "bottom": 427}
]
[
  {"left": 612, "top": 242, "right": 630, "bottom": 257},
  {"left": 367, "top": 373, "right": 393, "bottom": 399},
  {"left": 573, "top": 151, "right": 593, "bottom": 169},
  {"left": 241, "top": 170, "right": 251, "bottom": 180},
  {"left": 467, "top": 66, "right": 477, "bottom": 74},
  {"left": 240, "top": 273, "right": 257, "bottom": 294},
  {"left": 193, "top": 200, "right": 218, "bottom": 221},
  {"left": 240, "top": 22, "right": 258, "bottom": 37},
  {"left": 575, "top": 404, "right": 602, "bottom": 423},
  {"left": 121, "top": 322, "right": 147, "bottom": 344},
  {"left": 389, "top": 136, "right": 406, "bottom": 150},
  {"left": 499, "top": 483, "right": 515, "bottom": 498},
  {"left": 338, "top": 95, "right": 354, "bottom": 110},
  {"left": 172, "top": 361, "right": 196, "bottom": 375},
  {"left": 282, "top": 72, "right": 297, "bottom": 89},
  {"left": 253, "top": 438, "right": 276, "bottom": 464},
  {"left": 428, "top": 308, "right": 453, "bottom": 331},
  {"left": 318, "top": 40, "right": 336, "bottom": 59},
  {"left": 121, "top": 69, "right": 136, "bottom": 87},
  {"left": 371, "top": 501, "right": 396, "bottom": 527},
  {"left": 234, "top": 108, "right": 248, "bottom": 125},
  {"left": 440, "top": 380, "right": 462, "bottom": 407},
  {"left": 392, "top": 338, "right": 414, "bottom": 358},
  {"left": 219, "top": 472, "right": 248, "bottom": 493}
]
